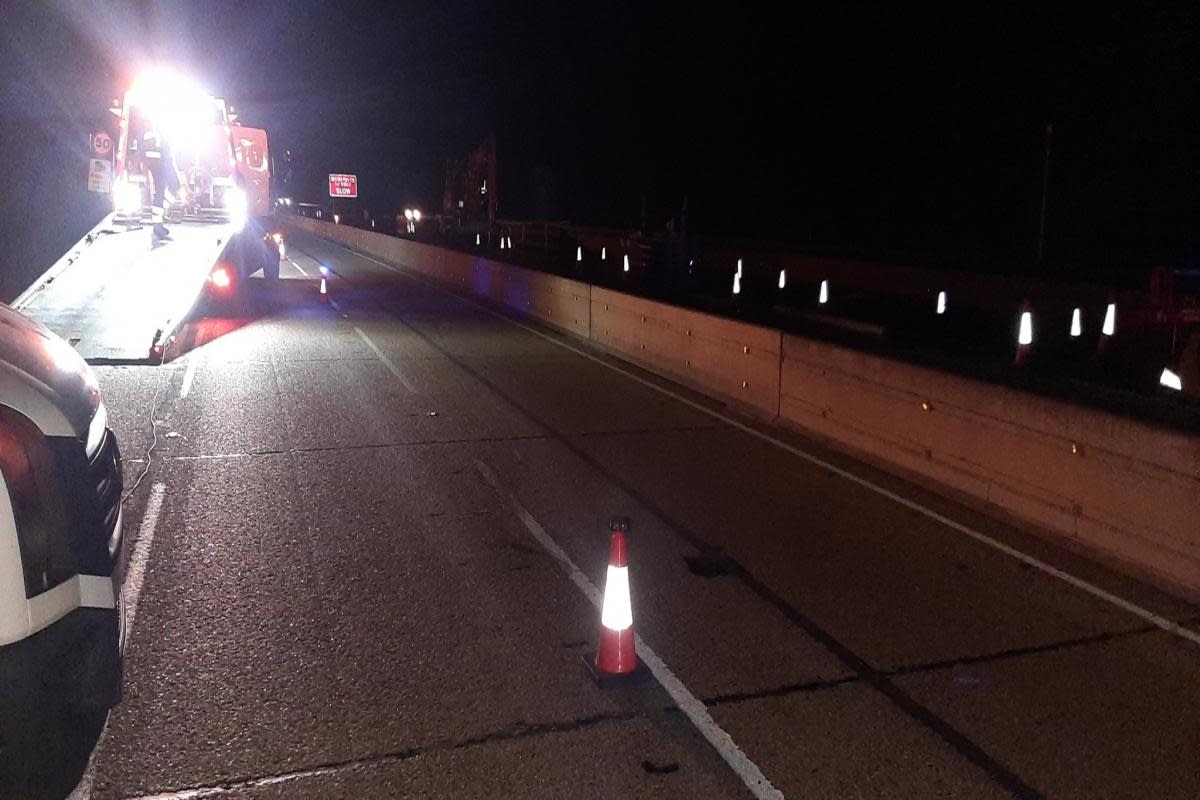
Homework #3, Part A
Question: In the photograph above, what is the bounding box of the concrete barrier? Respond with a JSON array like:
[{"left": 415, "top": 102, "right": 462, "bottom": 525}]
[
  {"left": 592, "top": 288, "right": 781, "bottom": 417},
  {"left": 290, "top": 217, "right": 589, "bottom": 338},
  {"left": 779, "top": 335, "right": 1200, "bottom": 595},
  {"left": 287, "top": 216, "right": 1200, "bottom": 597}
]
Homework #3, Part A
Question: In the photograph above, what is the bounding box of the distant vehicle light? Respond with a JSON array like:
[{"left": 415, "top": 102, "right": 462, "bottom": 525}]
[
  {"left": 272, "top": 233, "right": 283, "bottom": 244},
  {"left": 1102, "top": 303, "right": 1116, "bottom": 336},
  {"left": 404, "top": 209, "right": 414, "bottom": 220},
  {"left": 1070, "top": 307, "right": 1083, "bottom": 337},
  {"left": 1159, "top": 368, "right": 1182, "bottom": 391},
  {"left": 333, "top": 213, "right": 340, "bottom": 224},
  {"left": 412, "top": 210, "right": 421, "bottom": 222},
  {"left": 319, "top": 266, "right": 330, "bottom": 277},
  {"left": 210, "top": 266, "right": 232, "bottom": 289},
  {"left": 778, "top": 270, "right": 787, "bottom": 289},
  {"left": 819, "top": 279, "right": 829, "bottom": 305},
  {"left": 936, "top": 291, "right": 947, "bottom": 315}
]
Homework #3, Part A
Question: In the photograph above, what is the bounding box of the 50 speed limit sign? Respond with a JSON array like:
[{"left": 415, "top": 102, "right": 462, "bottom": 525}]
[{"left": 91, "top": 131, "right": 113, "bottom": 157}]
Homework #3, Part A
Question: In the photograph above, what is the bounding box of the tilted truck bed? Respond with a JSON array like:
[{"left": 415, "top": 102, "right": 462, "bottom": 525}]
[{"left": 13, "top": 213, "right": 234, "bottom": 362}]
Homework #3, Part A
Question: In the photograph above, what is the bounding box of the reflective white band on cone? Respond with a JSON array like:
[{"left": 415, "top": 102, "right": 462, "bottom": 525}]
[{"left": 600, "top": 565, "right": 632, "bottom": 630}]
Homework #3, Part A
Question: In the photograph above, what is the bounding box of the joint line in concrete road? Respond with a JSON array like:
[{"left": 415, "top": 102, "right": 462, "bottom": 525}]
[
  {"left": 355, "top": 326, "right": 417, "bottom": 392},
  {"left": 475, "top": 459, "right": 785, "bottom": 800},
  {"left": 69, "top": 482, "right": 167, "bottom": 800},
  {"left": 320, "top": 238, "right": 1200, "bottom": 650}
]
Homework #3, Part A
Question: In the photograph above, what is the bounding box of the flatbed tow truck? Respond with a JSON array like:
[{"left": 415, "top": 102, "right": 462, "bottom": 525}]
[{"left": 12, "top": 70, "right": 279, "bottom": 364}]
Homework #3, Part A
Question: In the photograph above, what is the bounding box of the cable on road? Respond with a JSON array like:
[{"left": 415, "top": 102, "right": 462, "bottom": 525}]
[{"left": 121, "top": 348, "right": 170, "bottom": 504}]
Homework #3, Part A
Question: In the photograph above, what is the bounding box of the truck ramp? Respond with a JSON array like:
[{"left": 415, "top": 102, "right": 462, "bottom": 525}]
[{"left": 13, "top": 213, "right": 233, "bottom": 363}]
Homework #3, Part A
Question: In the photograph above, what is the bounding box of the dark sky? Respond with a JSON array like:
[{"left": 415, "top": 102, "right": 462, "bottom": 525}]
[{"left": 1, "top": 1, "right": 1197, "bottom": 297}]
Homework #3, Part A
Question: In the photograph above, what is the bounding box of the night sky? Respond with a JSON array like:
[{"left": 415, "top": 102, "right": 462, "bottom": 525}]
[{"left": 1, "top": 1, "right": 1197, "bottom": 298}]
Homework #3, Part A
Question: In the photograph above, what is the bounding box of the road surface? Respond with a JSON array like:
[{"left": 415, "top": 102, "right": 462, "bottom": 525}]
[{"left": 32, "top": 226, "right": 1199, "bottom": 799}]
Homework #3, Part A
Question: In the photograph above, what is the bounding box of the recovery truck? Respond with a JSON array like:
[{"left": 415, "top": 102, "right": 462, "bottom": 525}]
[{"left": 12, "top": 70, "right": 281, "bottom": 363}]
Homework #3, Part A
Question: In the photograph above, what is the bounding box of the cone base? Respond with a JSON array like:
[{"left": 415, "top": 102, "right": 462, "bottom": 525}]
[{"left": 581, "top": 653, "right": 651, "bottom": 687}]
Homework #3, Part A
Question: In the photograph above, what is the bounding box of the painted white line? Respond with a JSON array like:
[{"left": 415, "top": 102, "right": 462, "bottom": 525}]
[
  {"left": 179, "top": 353, "right": 200, "bottom": 399},
  {"left": 287, "top": 257, "right": 308, "bottom": 277},
  {"left": 475, "top": 460, "right": 784, "bottom": 800},
  {"left": 355, "top": 326, "right": 416, "bottom": 393},
  {"left": 69, "top": 483, "right": 167, "bottom": 800},
  {"left": 324, "top": 237, "right": 1200, "bottom": 647}
]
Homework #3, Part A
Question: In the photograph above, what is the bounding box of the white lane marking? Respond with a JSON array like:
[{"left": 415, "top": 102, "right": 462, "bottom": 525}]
[
  {"left": 69, "top": 483, "right": 167, "bottom": 800},
  {"left": 287, "top": 257, "right": 308, "bottom": 277},
  {"left": 179, "top": 353, "right": 200, "bottom": 399},
  {"left": 355, "top": 326, "right": 416, "bottom": 393},
  {"left": 475, "top": 460, "right": 784, "bottom": 800},
  {"left": 323, "top": 237, "right": 1200, "bottom": 647}
]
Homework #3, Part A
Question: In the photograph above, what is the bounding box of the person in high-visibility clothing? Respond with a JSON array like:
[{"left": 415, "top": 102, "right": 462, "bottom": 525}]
[{"left": 141, "top": 127, "right": 180, "bottom": 242}]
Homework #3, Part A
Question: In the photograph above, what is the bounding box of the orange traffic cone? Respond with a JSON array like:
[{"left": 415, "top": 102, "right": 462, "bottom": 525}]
[
  {"left": 585, "top": 518, "right": 645, "bottom": 684},
  {"left": 319, "top": 277, "right": 329, "bottom": 303}
]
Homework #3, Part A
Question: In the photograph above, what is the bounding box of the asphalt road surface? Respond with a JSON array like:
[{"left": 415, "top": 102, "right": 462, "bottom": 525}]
[{"left": 38, "top": 227, "right": 1200, "bottom": 799}]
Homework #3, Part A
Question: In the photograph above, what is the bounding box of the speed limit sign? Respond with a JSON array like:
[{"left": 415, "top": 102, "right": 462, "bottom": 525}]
[{"left": 91, "top": 131, "right": 113, "bottom": 157}]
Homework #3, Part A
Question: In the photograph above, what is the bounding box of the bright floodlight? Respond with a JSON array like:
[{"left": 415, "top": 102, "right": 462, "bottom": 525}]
[
  {"left": 114, "top": 179, "right": 142, "bottom": 214},
  {"left": 404, "top": 209, "right": 414, "bottom": 220},
  {"left": 412, "top": 210, "right": 421, "bottom": 222},
  {"left": 1102, "top": 303, "right": 1116, "bottom": 336},
  {"left": 224, "top": 187, "right": 248, "bottom": 229},
  {"left": 1159, "top": 368, "right": 1182, "bottom": 391},
  {"left": 129, "top": 69, "right": 216, "bottom": 154},
  {"left": 1070, "top": 307, "right": 1082, "bottom": 337},
  {"left": 1018, "top": 310, "right": 1034, "bottom": 345}
]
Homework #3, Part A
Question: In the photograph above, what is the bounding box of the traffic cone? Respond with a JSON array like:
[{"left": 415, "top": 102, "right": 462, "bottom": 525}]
[
  {"left": 585, "top": 518, "right": 645, "bottom": 684},
  {"left": 319, "top": 277, "right": 329, "bottom": 303}
]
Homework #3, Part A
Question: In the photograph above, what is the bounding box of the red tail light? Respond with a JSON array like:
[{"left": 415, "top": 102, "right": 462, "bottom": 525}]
[
  {"left": 0, "top": 407, "right": 71, "bottom": 596},
  {"left": 210, "top": 266, "right": 233, "bottom": 289}
]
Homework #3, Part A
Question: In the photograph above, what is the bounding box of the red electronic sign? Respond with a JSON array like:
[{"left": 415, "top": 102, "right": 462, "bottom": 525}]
[{"left": 328, "top": 173, "right": 358, "bottom": 198}]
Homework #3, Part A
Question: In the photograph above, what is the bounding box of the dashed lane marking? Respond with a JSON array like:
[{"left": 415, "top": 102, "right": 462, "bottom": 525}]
[
  {"left": 355, "top": 326, "right": 417, "bottom": 393},
  {"left": 179, "top": 353, "right": 200, "bottom": 399}
]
